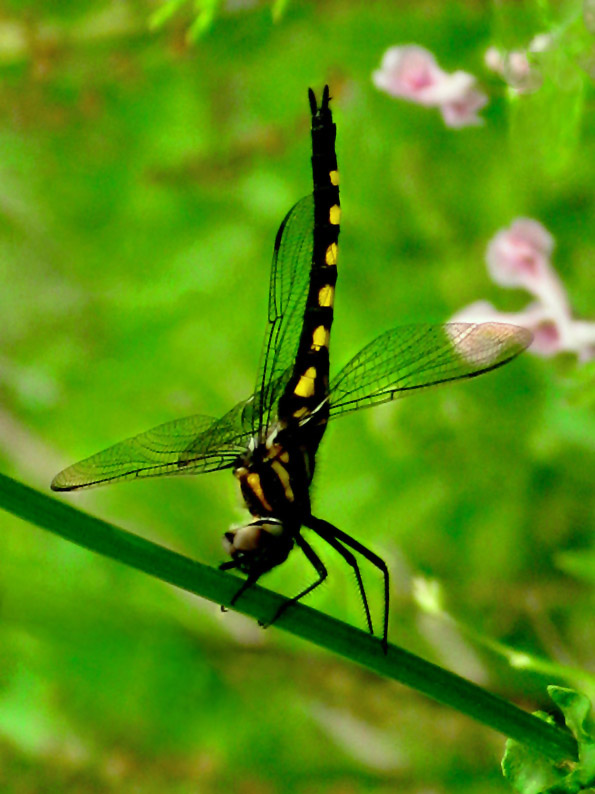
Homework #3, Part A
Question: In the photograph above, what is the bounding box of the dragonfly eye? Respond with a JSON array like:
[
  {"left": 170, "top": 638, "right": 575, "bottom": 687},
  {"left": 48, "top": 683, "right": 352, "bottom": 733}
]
[{"left": 222, "top": 520, "right": 293, "bottom": 574}]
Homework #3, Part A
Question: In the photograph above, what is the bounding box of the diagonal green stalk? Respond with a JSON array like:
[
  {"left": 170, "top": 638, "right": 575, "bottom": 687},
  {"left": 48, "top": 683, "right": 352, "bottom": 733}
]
[{"left": 0, "top": 471, "right": 578, "bottom": 764}]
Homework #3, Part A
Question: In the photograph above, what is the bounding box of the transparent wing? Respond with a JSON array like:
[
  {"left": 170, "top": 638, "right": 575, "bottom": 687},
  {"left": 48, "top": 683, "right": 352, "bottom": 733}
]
[
  {"left": 253, "top": 195, "right": 314, "bottom": 433},
  {"left": 51, "top": 199, "right": 316, "bottom": 492},
  {"left": 329, "top": 322, "right": 532, "bottom": 417},
  {"left": 51, "top": 400, "right": 253, "bottom": 491}
]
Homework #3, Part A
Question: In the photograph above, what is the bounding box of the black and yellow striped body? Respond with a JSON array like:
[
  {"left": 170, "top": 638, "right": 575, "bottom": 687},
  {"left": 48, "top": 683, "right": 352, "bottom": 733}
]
[
  {"left": 277, "top": 87, "right": 340, "bottom": 442},
  {"left": 233, "top": 87, "right": 340, "bottom": 540}
]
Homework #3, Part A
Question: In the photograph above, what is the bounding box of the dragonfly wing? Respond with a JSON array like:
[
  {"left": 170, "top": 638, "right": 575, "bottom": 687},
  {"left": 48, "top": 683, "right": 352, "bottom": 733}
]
[
  {"left": 51, "top": 200, "right": 316, "bottom": 492},
  {"left": 252, "top": 195, "right": 315, "bottom": 432},
  {"left": 51, "top": 406, "right": 250, "bottom": 491},
  {"left": 329, "top": 322, "right": 532, "bottom": 417}
]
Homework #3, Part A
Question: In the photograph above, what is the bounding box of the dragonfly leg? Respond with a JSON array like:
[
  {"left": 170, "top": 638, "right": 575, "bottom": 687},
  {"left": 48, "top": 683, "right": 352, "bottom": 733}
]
[
  {"left": 307, "top": 524, "right": 374, "bottom": 636},
  {"left": 260, "top": 534, "right": 328, "bottom": 628},
  {"left": 230, "top": 574, "right": 261, "bottom": 608},
  {"left": 218, "top": 561, "right": 263, "bottom": 612},
  {"left": 309, "top": 516, "right": 390, "bottom": 653}
]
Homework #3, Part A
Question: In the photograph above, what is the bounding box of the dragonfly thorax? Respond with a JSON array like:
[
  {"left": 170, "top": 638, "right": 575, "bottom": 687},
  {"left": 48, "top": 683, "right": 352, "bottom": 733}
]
[
  {"left": 233, "top": 426, "right": 312, "bottom": 523},
  {"left": 222, "top": 518, "right": 293, "bottom": 575},
  {"left": 223, "top": 423, "right": 314, "bottom": 577}
]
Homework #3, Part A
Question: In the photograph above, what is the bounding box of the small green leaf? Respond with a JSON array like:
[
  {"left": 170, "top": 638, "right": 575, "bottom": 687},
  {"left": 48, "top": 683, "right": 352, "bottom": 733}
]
[
  {"left": 556, "top": 547, "right": 595, "bottom": 587},
  {"left": 547, "top": 688, "right": 595, "bottom": 793},
  {"left": 548, "top": 688, "right": 593, "bottom": 745},
  {"left": 503, "top": 712, "right": 569, "bottom": 794},
  {"left": 149, "top": 0, "right": 188, "bottom": 31},
  {"left": 148, "top": 0, "right": 221, "bottom": 39},
  {"left": 186, "top": 0, "right": 220, "bottom": 41},
  {"left": 503, "top": 689, "right": 595, "bottom": 794},
  {"left": 272, "top": 0, "right": 290, "bottom": 23}
]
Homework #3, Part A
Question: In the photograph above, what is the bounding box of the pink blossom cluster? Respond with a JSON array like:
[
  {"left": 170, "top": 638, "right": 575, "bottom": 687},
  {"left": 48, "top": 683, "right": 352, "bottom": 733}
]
[
  {"left": 484, "top": 34, "right": 551, "bottom": 94},
  {"left": 372, "top": 45, "right": 487, "bottom": 128},
  {"left": 453, "top": 219, "right": 595, "bottom": 361}
]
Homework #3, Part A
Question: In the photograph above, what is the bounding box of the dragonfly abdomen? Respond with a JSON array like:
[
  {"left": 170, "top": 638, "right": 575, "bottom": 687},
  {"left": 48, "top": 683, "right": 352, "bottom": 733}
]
[{"left": 278, "top": 87, "right": 341, "bottom": 427}]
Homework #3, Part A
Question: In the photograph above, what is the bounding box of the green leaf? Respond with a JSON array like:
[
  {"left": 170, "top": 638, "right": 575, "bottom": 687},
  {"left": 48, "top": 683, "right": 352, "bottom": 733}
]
[
  {"left": 556, "top": 549, "right": 595, "bottom": 586},
  {"left": 271, "top": 0, "right": 290, "bottom": 23},
  {"left": 503, "top": 713, "right": 568, "bottom": 794},
  {"left": 503, "top": 688, "right": 595, "bottom": 794},
  {"left": 148, "top": 0, "right": 221, "bottom": 38},
  {"left": 548, "top": 688, "right": 594, "bottom": 745},
  {"left": 148, "top": 0, "right": 188, "bottom": 31},
  {"left": 185, "top": 0, "right": 220, "bottom": 41}
]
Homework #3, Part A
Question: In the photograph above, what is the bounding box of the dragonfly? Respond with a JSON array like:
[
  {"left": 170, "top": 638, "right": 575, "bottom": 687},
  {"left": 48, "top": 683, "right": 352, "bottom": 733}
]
[{"left": 52, "top": 86, "right": 532, "bottom": 650}]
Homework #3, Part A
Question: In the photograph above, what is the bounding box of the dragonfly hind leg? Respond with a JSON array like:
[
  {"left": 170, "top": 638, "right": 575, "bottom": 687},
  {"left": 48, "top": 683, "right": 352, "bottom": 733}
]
[
  {"left": 309, "top": 525, "right": 375, "bottom": 636},
  {"left": 309, "top": 516, "right": 390, "bottom": 653}
]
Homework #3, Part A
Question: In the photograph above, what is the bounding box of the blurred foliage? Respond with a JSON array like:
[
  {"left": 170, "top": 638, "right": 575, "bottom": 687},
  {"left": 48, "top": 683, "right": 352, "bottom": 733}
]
[
  {"left": 149, "top": 0, "right": 291, "bottom": 38},
  {"left": 0, "top": 1, "right": 594, "bottom": 792}
]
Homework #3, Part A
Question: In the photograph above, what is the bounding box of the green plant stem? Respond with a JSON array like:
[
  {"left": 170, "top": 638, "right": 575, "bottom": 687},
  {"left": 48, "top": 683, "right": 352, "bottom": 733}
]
[{"left": 0, "top": 471, "right": 578, "bottom": 764}]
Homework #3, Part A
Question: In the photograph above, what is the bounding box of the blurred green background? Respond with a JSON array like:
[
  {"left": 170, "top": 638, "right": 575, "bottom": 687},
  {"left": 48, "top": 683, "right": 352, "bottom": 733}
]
[{"left": 1, "top": 1, "right": 594, "bottom": 792}]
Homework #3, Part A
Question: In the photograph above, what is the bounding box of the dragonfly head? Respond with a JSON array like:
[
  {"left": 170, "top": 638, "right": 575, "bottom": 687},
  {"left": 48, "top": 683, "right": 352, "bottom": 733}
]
[{"left": 222, "top": 518, "right": 293, "bottom": 575}]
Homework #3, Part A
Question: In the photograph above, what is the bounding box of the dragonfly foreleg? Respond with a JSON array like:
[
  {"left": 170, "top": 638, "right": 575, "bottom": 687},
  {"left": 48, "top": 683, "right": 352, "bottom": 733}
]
[
  {"left": 220, "top": 563, "right": 263, "bottom": 613},
  {"left": 260, "top": 534, "right": 328, "bottom": 629}
]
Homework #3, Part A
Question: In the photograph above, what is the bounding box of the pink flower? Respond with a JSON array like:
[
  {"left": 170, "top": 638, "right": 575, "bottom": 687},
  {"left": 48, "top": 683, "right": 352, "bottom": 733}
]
[
  {"left": 484, "top": 35, "right": 550, "bottom": 93},
  {"left": 452, "top": 218, "right": 595, "bottom": 361},
  {"left": 438, "top": 74, "right": 488, "bottom": 128},
  {"left": 566, "top": 320, "right": 595, "bottom": 362},
  {"left": 372, "top": 45, "right": 488, "bottom": 128},
  {"left": 484, "top": 46, "right": 504, "bottom": 73},
  {"left": 529, "top": 33, "right": 552, "bottom": 54},
  {"left": 485, "top": 47, "right": 533, "bottom": 90},
  {"left": 372, "top": 45, "right": 449, "bottom": 105},
  {"left": 485, "top": 219, "right": 569, "bottom": 314},
  {"left": 454, "top": 220, "right": 594, "bottom": 362}
]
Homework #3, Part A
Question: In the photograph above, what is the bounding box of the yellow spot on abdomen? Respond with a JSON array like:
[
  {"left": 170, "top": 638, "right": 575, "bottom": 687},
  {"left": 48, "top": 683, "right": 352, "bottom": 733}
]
[
  {"left": 329, "top": 170, "right": 339, "bottom": 186},
  {"left": 293, "top": 406, "right": 309, "bottom": 420},
  {"left": 325, "top": 243, "right": 337, "bottom": 266},
  {"left": 318, "top": 284, "right": 335, "bottom": 308},
  {"left": 329, "top": 205, "right": 341, "bottom": 225},
  {"left": 311, "top": 325, "right": 330, "bottom": 350},
  {"left": 294, "top": 366, "right": 317, "bottom": 398},
  {"left": 247, "top": 473, "right": 273, "bottom": 512}
]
